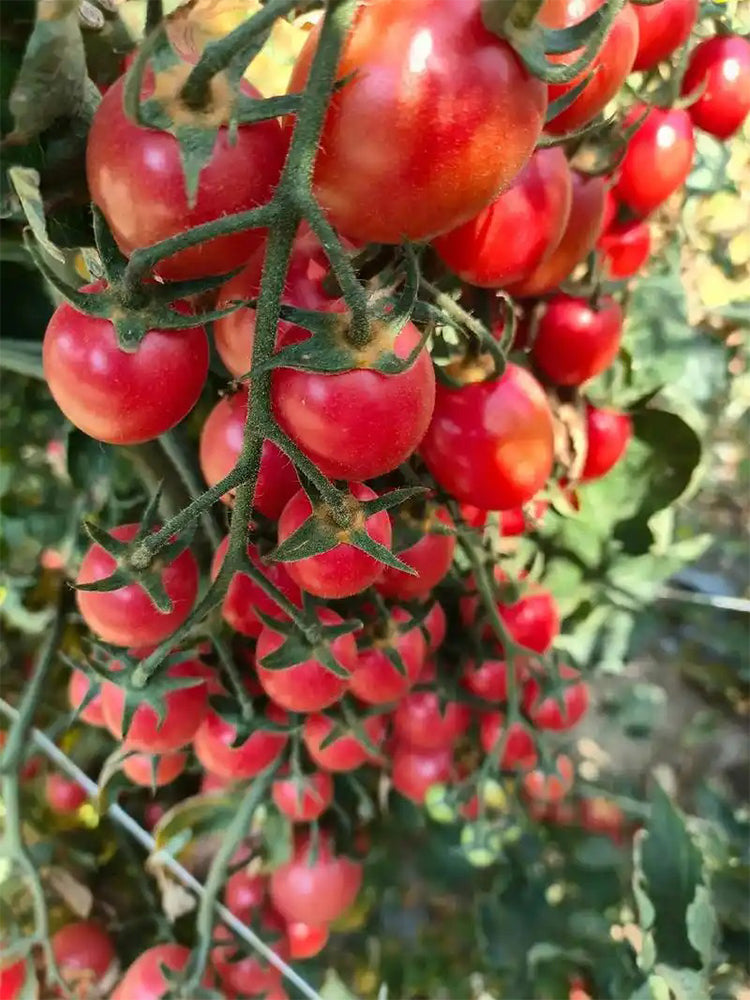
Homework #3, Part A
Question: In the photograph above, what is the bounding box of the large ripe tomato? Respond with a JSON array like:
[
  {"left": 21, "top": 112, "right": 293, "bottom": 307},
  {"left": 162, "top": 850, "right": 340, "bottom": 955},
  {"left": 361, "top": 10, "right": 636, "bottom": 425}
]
[
  {"left": 52, "top": 922, "right": 117, "bottom": 996},
  {"left": 287, "top": 0, "right": 547, "bottom": 243},
  {"left": 43, "top": 286, "right": 208, "bottom": 445},
  {"left": 76, "top": 524, "right": 199, "bottom": 647},
  {"left": 393, "top": 691, "right": 471, "bottom": 751},
  {"left": 532, "top": 294, "right": 623, "bottom": 386},
  {"left": 287, "top": 922, "right": 329, "bottom": 960},
  {"left": 45, "top": 773, "right": 88, "bottom": 814},
  {"left": 462, "top": 656, "right": 531, "bottom": 703},
  {"left": 272, "top": 319, "right": 435, "bottom": 482},
  {"left": 122, "top": 750, "right": 187, "bottom": 787},
  {"left": 269, "top": 830, "right": 362, "bottom": 925},
  {"left": 682, "top": 36, "right": 750, "bottom": 140},
  {"left": 581, "top": 403, "right": 633, "bottom": 481},
  {"left": 479, "top": 713, "right": 538, "bottom": 769},
  {"left": 614, "top": 106, "right": 695, "bottom": 218},
  {"left": 302, "top": 712, "right": 386, "bottom": 772},
  {"left": 598, "top": 218, "right": 651, "bottom": 280},
  {"left": 277, "top": 484, "right": 392, "bottom": 598},
  {"left": 101, "top": 656, "right": 208, "bottom": 752},
  {"left": 68, "top": 668, "right": 105, "bottom": 727},
  {"left": 193, "top": 708, "right": 288, "bottom": 780},
  {"left": 522, "top": 753, "right": 575, "bottom": 804},
  {"left": 421, "top": 363, "right": 554, "bottom": 510},
  {"left": 199, "top": 388, "right": 299, "bottom": 519},
  {"left": 432, "top": 147, "right": 572, "bottom": 287},
  {"left": 632, "top": 0, "right": 698, "bottom": 72},
  {"left": 350, "top": 607, "right": 426, "bottom": 705},
  {"left": 543, "top": 0, "right": 639, "bottom": 136},
  {"left": 113, "top": 944, "right": 199, "bottom": 1000},
  {"left": 86, "top": 74, "right": 287, "bottom": 281},
  {"left": 391, "top": 744, "right": 453, "bottom": 804},
  {"left": 256, "top": 607, "right": 357, "bottom": 712},
  {"left": 272, "top": 770, "right": 334, "bottom": 822},
  {"left": 506, "top": 171, "right": 606, "bottom": 297},
  {"left": 522, "top": 664, "right": 590, "bottom": 730},
  {"left": 375, "top": 504, "right": 456, "bottom": 601}
]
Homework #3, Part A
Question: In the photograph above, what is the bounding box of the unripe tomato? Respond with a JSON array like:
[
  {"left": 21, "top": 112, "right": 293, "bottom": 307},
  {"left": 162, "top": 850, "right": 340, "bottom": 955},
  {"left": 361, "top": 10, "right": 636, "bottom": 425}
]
[
  {"left": 302, "top": 712, "right": 386, "bottom": 772},
  {"left": 68, "top": 668, "right": 105, "bottom": 727},
  {"left": 433, "top": 147, "right": 572, "bottom": 287},
  {"left": 43, "top": 287, "right": 209, "bottom": 445},
  {"left": 598, "top": 219, "right": 651, "bottom": 280},
  {"left": 479, "top": 713, "right": 538, "bottom": 769},
  {"left": 76, "top": 524, "right": 199, "bottom": 648},
  {"left": 391, "top": 745, "right": 452, "bottom": 804},
  {"left": 581, "top": 403, "right": 633, "bottom": 481},
  {"left": 288, "top": 0, "right": 548, "bottom": 243},
  {"left": 532, "top": 294, "right": 623, "bottom": 386},
  {"left": 522, "top": 664, "right": 590, "bottom": 730},
  {"left": 682, "top": 36, "right": 750, "bottom": 140},
  {"left": 350, "top": 607, "right": 426, "bottom": 705},
  {"left": 421, "top": 363, "right": 554, "bottom": 511},
  {"left": 46, "top": 773, "right": 87, "bottom": 814},
  {"left": 286, "top": 921, "right": 329, "bottom": 960},
  {"left": 614, "top": 106, "right": 695, "bottom": 218},
  {"left": 631, "top": 0, "right": 698, "bottom": 72},
  {"left": 375, "top": 505, "right": 456, "bottom": 601},
  {"left": 393, "top": 691, "right": 471, "bottom": 751},
  {"left": 271, "top": 770, "right": 334, "bottom": 822},
  {"left": 52, "top": 921, "right": 117, "bottom": 996},
  {"left": 193, "top": 708, "right": 288, "bottom": 780},
  {"left": 269, "top": 830, "right": 362, "bottom": 925},
  {"left": 122, "top": 751, "right": 187, "bottom": 787},
  {"left": 522, "top": 753, "right": 575, "bottom": 804},
  {"left": 87, "top": 74, "right": 288, "bottom": 281}
]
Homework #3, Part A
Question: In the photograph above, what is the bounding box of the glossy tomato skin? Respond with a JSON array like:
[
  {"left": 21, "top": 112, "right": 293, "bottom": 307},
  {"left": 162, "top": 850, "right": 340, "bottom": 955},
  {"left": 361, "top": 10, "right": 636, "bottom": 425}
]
[
  {"left": 43, "top": 287, "right": 208, "bottom": 445},
  {"left": 350, "top": 607, "right": 426, "bottom": 705},
  {"left": 122, "top": 751, "right": 187, "bottom": 787},
  {"left": 376, "top": 505, "right": 456, "bottom": 601},
  {"left": 532, "top": 294, "right": 623, "bottom": 386},
  {"left": 598, "top": 218, "right": 651, "bottom": 280},
  {"left": 76, "top": 524, "right": 199, "bottom": 647},
  {"left": 278, "top": 484, "right": 391, "bottom": 599},
  {"left": 272, "top": 320, "right": 435, "bottom": 482},
  {"left": 391, "top": 745, "right": 452, "bottom": 804},
  {"left": 498, "top": 589, "right": 561, "bottom": 654},
  {"left": 423, "top": 600, "right": 447, "bottom": 653},
  {"left": 479, "top": 713, "right": 538, "bottom": 769},
  {"left": 211, "top": 921, "right": 285, "bottom": 997},
  {"left": 269, "top": 830, "right": 362, "bottom": 925},
  {"left": 421, "top": 363, "right": 554, "bottom": 510},
  {"left": 393, "top": 692, "right": 471, "bottom": 751},
  {"left": 499, "top": 499, "right": 549, "bottom": 537},
  {"left": 303, "top": 712, "right": 386, "bottom": 772},
  {"left": 682, "top": 36, "right": 750, "bottom": 139},
  {"left": 225, "top": 868, "right": 266, "bottom": 922},
  {"left": 199, "top": 389, "right": 299, "bottom": 518},
  {"left": 287, "top": 922, "right": 329, "bottom": 960},
  {"left": 86, "top": 75, "right": 288, "bottom": 281},
  {"left": 544, "top": 0, "right": 639, "bottom": 135},
  {"left": 211, "top": 534, "right": 301, "bottom": 639},
  {"left": 114, "top": 944, "right": 199, "bottom": 1000},
  {"left": 288, "top": 0, "right": 547, "bottom": 243},
  {"left": 614, "top": 106, "right": 695, "bottom": 217},
  {"left": 523, "top": 664, "right": 590, "bottom": 730},
  {"left": 68, "top": 668, "right": 105, "bottom": 727},
  {"left": 581, "top": 404, "right": 633, "bottom": 481},
  {"left": 632, "top": 0, "right": 698, "bottom": 72},
  {"left": 506, "top": 171, "right": 606, "bottom": 298},
  {"left": 433, "top": 147, "right": 572, "bottom": 287},
  {"left": 193, "top": 708, "right": 288, "bottom": 780},
  {"left": 52, "top": 922, "right": 116, "bottom": 994},
  {"left": 256, "top": 607, "right": 357, "bottom": 712},
  {"left": 271, "top": 770, "right": 334, "bottom": 822},
  {"left": 522, "top": 753, "right": 575, "bottom": 804},
  {"left": 462, "top": 656, "right": 531, "bottom": 704},
  {"left": 46, "top": 773, "right": 87, "bottom": 814}
]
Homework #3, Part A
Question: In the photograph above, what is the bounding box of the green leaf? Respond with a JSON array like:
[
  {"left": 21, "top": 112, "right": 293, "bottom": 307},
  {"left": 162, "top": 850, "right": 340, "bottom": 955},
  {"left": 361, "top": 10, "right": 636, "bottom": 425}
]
[
  {"left": 686, "top": 884, "right": 719, "bottom": 973},
  {"left": 319, "top": 970, "right": 359, "bottom": 1000},
  {"left": 152, "top": 791, "right": 241, "bottom": 854}
]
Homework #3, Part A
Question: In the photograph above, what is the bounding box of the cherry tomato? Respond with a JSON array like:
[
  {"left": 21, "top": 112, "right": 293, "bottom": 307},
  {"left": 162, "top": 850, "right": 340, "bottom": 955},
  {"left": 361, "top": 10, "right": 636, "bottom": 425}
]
[
  {"left": 211, "top": 921, "right": 286, "bottom": 997},
  {"left": 350, "top": 607, "right": 426, "bottom": 705},
  {"left": 506, "top": 171, "right": 606, "bottom": 297},
  {"left": 286, "top": 921, "right": 329, "bottom": 960},
  {"left": 199, "top": 388, "right": 299, "bottom": 519},
  {"left": 479, "top": 713, "right": 538, "bottom": 769},
  {"left": 682, "top": 35, "right": 750, "bottom": 140},
  {"left": 375, "top": 504, "right": 456, "bottom": 601},
  {"left": 87, "top": 74, "right": 287, "bottom": 281},
  {"left": 101, "top": 657, "right": 208, "bottom": 753},
  {"left": 68, "top": 668, "right": 105, "bottom": 727},
  {"left": 52, "top": 922, "right": 116, "bottom": 996},
  {"left": 43, "top": 286, "right": 208, "bottom": 445},
  {"left": 579, "top": 796, "right": 626, "bottom": 841},
  {"left": 532, "top": 294, "right": 623, "bottom": 386},
  {"left": 272, "top": 319, "right": 435, "bottom": 482},
  {"left": 393, "top": 691, "right": 471, "bottom": 751},
  {"left": 462, "top": 656, "right": 531, "bottom": 703},
  {"left": 543, "top": 0, "right": 639, "bottom": 136},
  {"left": 392, "top": 745, "right": 453, "bottom": 804},
  {"left": 225, "top": 868, "right": 266, "bottom": 922},
  {"left": 288, "top": 0, "right": 547, "bottom": 243},
  {"left": 76, "top": 523, "right": 199, "bottom": 647},
  {"left": 614, "top": 106, "right": 695, "bottom": 217},
  {"left": 0, "top": 961, "right": 27, "bottom": 1000},
  {"left": 433, "top": 147, "right": 572, "bottom": 287},
  {"left": 256, "top": 607, "right": 357, "bottom": 712},
  {"left": 522, "top": 753, "right": 575, "bottom": 804},
  {"left": 522, "top": 664, "right": 589, "bottom": 730},
  {"left": 581, "top": 403, "right": 632, "bottom": 481},
  {"left": 302, "top": 712, "right": 386, "bottom": 772},
  {"left": 421, "top": 362, "right": 554, "bottom": 510},
  {"left": 114, "top": 944, "right": 201, "bottom": 1000},
  {"left": 632, "top": 0, "right": 698, "bottom": 72},
  {"left": 211, "top": 534, "right": 302, "bottom": 639},
  {"left": 499, "top": 499, "right": 549, "bottom": 537},
  {"left": 423, "top": 600, "right": 447, "bottom": 653},
  {"left": 193, "top": 708, "right": 288, "bottom": 780},
  {"left": 46, "top": 773, "right": 87, "bottom": 814},
  {"left": 122, "top": 751, "right": 187, "bottom": 787},
  {"left": 272, "top": 770, "right": 334, "bottom": 822},
  {"left": 269, "top": 830, "right": 362, "bottom": 925},
  {"left": 598, "top": 218, "right": 651, "bottom": 279}
]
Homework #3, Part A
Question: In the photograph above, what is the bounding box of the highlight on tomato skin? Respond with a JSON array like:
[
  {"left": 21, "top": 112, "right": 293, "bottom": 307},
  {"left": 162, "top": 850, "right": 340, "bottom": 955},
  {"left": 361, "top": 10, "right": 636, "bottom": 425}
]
[{"left": 681, "top": 35, "right": 750, "bottom": 140}]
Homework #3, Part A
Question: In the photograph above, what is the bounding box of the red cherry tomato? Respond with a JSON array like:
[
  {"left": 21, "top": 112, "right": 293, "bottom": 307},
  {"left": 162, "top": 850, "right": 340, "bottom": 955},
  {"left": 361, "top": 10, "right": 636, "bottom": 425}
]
[
  {"left": 288, "top": 0, "right": 547, "bottom": 243},
  {"left": 506, "top": 171, "right": 606, "bottom": 297},
  {"left": 52, "top": 922, "right": 116, "bottom": 995},
  {"left": 199, "top": 389, "right": 299, "bottom": 519},
  {"left": 46, "top": 773, "right": 87, "bottom": 814},
  {"left": 423, "top": 600, "right": 447, "bottom": 653},
  {"left": 272, "top": 320, "right": 435, "bottom": 482},
  {"left": 86, "top": 74, "right": 287, "bottom": 281},
  {"left": 499, "top": 499, "right": 549, "bottom": 537},
  {"left": 614, "top": 106, "right": 695, "bottom": 217},
  {"left": 269, "top": 830, "right": 362, "bottom": 925},
  {"left": 272, "top": 770, "right": 334, "bottom": 822},
  {"left": 350, "top": 607, "right": 426, "bottom": 705},
  {"left": 76, "top": 523, "right": 199, "bottom": 647},
  {"left": 461, "top": 579, "right": 561, "bottom": 654},
  {"left": 211, "top": 920, "right": 286, "bottom": 997},
  {"left": 598, "top": 218, "right": 651, "bottom": 279},
  {"left": 393, "top": 691, "right": 471, "bottom": 751},
  {"left": 522, "top": 753, "right": 575, "bottom": 804},
  {"left": 433, "top": 147, "right": 572, "bottom": 287},
  {"left": 302, "top": 712, "right": 386, "bottom": 772},
  {"left": 0, "top": 960, "right": 27, "bottom": 1000},
  {"left": 420, "top": 363, "right": 554, "bottom": 510},
  {"left": 225, "top": 868, "right": 266, "bottom": 922},
  {"left": 581, "top": 403, "right": 633, "bottom": 481},
  {"left": 68, "top": 668, "right": 105, "bottom": 727},
  {"left": 122, "top": 751, "right": 187, "bottom": 787},
  {"left": 43, "top": 286, "right": 208, "bottom": 445},
  {"left": 579, "top": 796, "right": 626, "bottom": 841},
  {"left": 479, "top": 713, "right": 538, "bottom": 769},
  {"left": 193, "top": 708, "right": 288, "bottom": 780},
  {"left": 114, "top": 944, "right": 201, "bottom": 1000},
  {"left": 543, "top": 0, "right": 639, "bottom": 136},
  {"left": 392, "top": 744, "right": 453, "bottom": 804},
  {"left": 211, "top": 535, "right": 302, "bottom": 639},
  {"left": 522, "top": 664, "right": 590, "bottom": 730},
  {"left": 256, "top": 607, "right": 357, "bottom": 712},
  {"left": 375, "top": 505, "right": 456, "bottom": 601},
  {"left": 101, "top": 657, "right": 208, "bottom": 753},
  {"left": 632, "top": 0, "right": 698, "bottom": 72},
  {"left": 462, "top": 656, "right": 531, "bottom": 703},
  {"left": 286, "top": 921, "right": 329, "bottom": 960},
  {"left": 532, "top": 294, "right": 623, "bottom": 386},
  {"left": 682, "top": 35, "right": 750, "bottom": 140}
]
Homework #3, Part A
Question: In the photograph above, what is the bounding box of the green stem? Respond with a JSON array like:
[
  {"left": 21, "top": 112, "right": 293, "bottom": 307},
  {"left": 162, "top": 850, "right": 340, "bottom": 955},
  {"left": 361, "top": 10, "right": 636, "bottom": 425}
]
[
  {"left": 211, "top": 631, "right": 254, "bottom": 721},
  {"left": 419, "top": 277, "right": 489, "bottom": 343},
  {"left": 159, "top": 428, "right": 223, "bottom": 551},
  {"left": 265, "top": 423, "right": 347, "bottom": 521}
]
